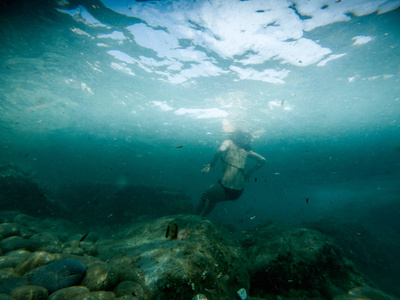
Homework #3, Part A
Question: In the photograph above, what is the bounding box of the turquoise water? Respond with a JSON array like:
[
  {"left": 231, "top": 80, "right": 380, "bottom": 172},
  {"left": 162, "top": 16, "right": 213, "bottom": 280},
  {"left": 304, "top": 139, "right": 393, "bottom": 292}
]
[{"left": 0, "top": 0, "right": 399, "bottom": 296}]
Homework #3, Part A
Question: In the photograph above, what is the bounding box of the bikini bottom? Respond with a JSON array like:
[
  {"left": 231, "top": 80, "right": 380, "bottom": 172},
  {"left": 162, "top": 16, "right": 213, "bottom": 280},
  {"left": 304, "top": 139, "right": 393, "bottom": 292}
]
[{"left": 218, "top": 180, "right": 244, "bottom": 201}]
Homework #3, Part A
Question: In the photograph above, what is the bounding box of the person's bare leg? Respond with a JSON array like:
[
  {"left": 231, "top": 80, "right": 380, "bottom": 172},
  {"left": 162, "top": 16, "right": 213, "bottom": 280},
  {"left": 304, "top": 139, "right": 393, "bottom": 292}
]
[{"left": 196, "top": 183, "right": 225, "bottom": 217}]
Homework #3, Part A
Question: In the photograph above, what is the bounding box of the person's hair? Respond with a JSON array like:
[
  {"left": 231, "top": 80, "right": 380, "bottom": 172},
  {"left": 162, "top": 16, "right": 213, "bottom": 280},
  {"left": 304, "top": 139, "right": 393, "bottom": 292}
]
[{"left": 229, "top": 130, "right": 252, "bottom": 151}]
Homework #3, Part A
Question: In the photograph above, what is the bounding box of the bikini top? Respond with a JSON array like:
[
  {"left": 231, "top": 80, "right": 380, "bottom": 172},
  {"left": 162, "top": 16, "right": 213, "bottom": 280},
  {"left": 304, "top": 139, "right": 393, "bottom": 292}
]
[{"left": 220, "top": 157, "right": 244, "bottom": 171}]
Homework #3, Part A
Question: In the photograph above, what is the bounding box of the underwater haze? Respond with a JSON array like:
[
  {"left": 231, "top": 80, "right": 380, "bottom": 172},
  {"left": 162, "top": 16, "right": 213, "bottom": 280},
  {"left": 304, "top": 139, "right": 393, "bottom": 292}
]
[{"left": 1, "top": 0, "right": 400, "bottom": 291}]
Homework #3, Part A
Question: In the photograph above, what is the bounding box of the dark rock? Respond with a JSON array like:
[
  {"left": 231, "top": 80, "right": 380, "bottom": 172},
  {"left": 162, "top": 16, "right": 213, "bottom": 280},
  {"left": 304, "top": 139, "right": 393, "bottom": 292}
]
[
  {"left": 241, "top": 222, "right": 367, "bottom": 298},
  {"left": 71, "top": 291, "right": 116, "bottom": 300},
  {"left": 0, "top": 223, "right": 19, "bottom": 238},
  {"left": 1, "top": 236, "right": 31, "bottom": 253},
  {"left": 48, "top": 286, "right": 90, "bottom": 300},
  {"left": 0, "top": 268, "right": 19, "bottom": 284},
  {"left": 0, "top": 293, "right": 14, "bottom": 300},
  {"left": 26, "top": 258, "right": 87, "bottom": 293},
  {"left": 10, "top": 285, "right": 48, "bottom": 300},
  {"left": 0, "top": 276, "right": 29, "bottom": 294}
]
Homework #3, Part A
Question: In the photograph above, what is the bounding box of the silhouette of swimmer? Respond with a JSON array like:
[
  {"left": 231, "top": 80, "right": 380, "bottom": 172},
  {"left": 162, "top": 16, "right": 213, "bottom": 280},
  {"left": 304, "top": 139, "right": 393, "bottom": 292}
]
[{"left": 196, "top": 130, "right": 266, "bottom": 217}]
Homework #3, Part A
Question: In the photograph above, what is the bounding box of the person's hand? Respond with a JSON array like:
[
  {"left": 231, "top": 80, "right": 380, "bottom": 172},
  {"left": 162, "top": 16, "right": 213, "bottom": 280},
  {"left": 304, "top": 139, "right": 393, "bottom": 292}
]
[{"left": 201, "top": 164, "right": 212, "bottom": 174}]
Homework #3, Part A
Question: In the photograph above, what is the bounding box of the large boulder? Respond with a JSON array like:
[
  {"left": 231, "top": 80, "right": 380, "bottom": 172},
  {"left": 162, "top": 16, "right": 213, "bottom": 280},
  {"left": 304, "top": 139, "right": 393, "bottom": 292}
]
[
  {"left": 98, "top": 215, "right": 249, "bottom": 300},
  {"left": 241, "top": 222, "right": 367, "bottom": 299}
]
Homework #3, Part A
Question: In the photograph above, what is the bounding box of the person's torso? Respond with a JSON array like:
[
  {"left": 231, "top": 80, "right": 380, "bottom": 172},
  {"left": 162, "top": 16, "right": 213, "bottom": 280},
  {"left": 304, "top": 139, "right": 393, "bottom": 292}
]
[{"left": 220, "top": 142, "right": 248, "bottom": 190}]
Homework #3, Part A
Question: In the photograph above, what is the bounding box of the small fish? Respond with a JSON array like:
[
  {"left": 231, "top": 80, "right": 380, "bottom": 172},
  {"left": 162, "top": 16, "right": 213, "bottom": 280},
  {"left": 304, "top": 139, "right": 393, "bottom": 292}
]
[
  {"left": 176, "top": 145, "right": 183, "bottom": 148},
  {"left": 281, "top": 99, "right": 285, "bottom": 105},
  {"left": 24, "top": 153, "right": 29, "bottom": 158},
  {"left": 254, "top": 178, "right": 257, "bottom": 182},
  {"left": 250, "top": 216, "right": 256, "bottom": 220},
  {"left": 306, "top": 198, "right": 309, "bottom": 204},
  {"left": 79, "top": 231, "right": 89, "bottom": 242}
]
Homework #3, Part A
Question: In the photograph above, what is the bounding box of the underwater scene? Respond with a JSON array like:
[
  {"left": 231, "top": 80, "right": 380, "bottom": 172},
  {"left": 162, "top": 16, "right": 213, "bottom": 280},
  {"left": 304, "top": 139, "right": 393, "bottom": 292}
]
[{"left": 0, "top": 0, "right": 399, "bottom": 299}]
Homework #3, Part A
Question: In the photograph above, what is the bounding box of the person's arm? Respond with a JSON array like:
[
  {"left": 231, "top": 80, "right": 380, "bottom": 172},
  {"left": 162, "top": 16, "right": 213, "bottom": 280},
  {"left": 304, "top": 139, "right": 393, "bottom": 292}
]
[
  {"left": 201, "top": 140, "right": 231, "bottom": 173},
  {"left": 244, "top": 151, "right": 266, "bottom": 180}
]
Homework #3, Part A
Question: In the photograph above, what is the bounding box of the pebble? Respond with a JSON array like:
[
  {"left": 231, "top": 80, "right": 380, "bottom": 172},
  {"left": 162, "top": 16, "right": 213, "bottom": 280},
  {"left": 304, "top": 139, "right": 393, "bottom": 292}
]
[
  {"left": 0, "top": 224, "right": 19, "bottom": 238},
  {"left": 48, "top": 286, "right": 90, "bottom": 300},
  {"left": 71, "top": 291, "right": 116, "bottom": 300},
  {"left": 26, "top": 258, "right": 87, "bottom": 293},
  {"left": 15, "top": 251, "right": 60, "bottom": 275},
  {"left": 0, "top": 293, "right": 14, "bottom": 300},
  {"left": 0, "top": 276, "right": 29, "bottom": 294},
  {"left": 0, "top": 236, "right": 31, "bottom": 253},
  {"left": 81, "top": 263, "right": 118, "bottom": 291},
  {"left": 29, "top": 233, "right": 63, "bottom": 253},
  {"left": 79, "top": 241, "right": 98, "bottom": 256},
  {"left": 63, "top": 246, "right": 84, "bottom": 256},
  {"left": 10, "top": 284, "right": 48, "bottom": 300},
  {"left": 1, "top": 250, "right": 31, "bottom": 270},
  {"left": 0, "top": 267, "right": 18, "bottom": 284}
]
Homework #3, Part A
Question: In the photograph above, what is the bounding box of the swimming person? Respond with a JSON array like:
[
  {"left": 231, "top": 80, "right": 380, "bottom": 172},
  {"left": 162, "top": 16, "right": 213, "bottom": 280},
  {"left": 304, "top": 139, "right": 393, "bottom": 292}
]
[{"left": 196, "top": 130, "right": 266, "bottom": 217}]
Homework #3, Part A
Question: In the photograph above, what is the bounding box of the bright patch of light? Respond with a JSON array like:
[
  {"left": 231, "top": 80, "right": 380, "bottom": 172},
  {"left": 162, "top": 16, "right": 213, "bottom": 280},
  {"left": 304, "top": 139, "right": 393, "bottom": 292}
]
[
  {"left": 152, "top": 101, "right": 173, "bottom": 111},
  {"left": 98, "top": 31, "right": 126, "bottom": 41},
  {"left": 175, "top": 108, "right": 229, "bottom": 119},
  {"left": 230, "top": 66, "right": 289, "bottom": 84},
  {"left": 317, "top": 53, "right": 346, "bottom": 67},
  {"left": 352, "top": 35, "right": 374, "bottom": 46},
  {"left": 107, "top": 50, "right": 135, "bottom": 64}
]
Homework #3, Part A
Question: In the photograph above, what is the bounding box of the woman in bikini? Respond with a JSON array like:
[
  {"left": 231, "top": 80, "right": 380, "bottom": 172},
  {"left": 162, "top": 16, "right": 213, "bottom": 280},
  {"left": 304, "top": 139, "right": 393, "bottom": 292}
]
[{"left": 196, "top": 130, "right": 266, "bottom": 217}]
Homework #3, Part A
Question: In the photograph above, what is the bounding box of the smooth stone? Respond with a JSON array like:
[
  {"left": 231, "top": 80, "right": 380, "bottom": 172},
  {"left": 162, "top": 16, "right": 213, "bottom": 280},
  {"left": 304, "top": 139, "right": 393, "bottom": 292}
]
[
  {"left": 26, "top": 259, "right": 87, "bottom": 293},
  {"left": 0, "top": 276, "right": 29, "bottom": 294},
  {"left": 0, "top": 293, "right": 14, "bottom": 300},
  {"left": 114, "top": 281, "right": 144, "bottom": 298},
  {"left": 0, "top": 224, "right": 19, "bottom": 238},
  {"left": 71, "top": 291, "right": 116, "bottom": 300},
  {"left": 48, "top": 286, "right": 90, "bottom": 300},
  {"left": 0, "top": 250, "right": 31, "bottom": 269},
  {"left": 1, "top": 236, "right": 31, "bottom": 253},
  {"left": 13, "top": 214, "right": 37, "bottom": 227},
  {"left": 29, "top": 233, "right": 63, "bottom": 253},
  {"left": 19, "top": 228, "right": 34, "bottom": 239},
  {"left": 62, "top": 247, "right": 84, "bottom": 256},
  {"left": 79, "top": 241, "right": 98, "bottom": 256},
  {"left": 0, "top": 268, "right": 18, "bottom": 284},
  {"left": 81, "top": 263, "right": 117, "bottom": 291},
  {"left": 16, "top": 251, "right": 60, "bottom": 275},
  {"left": 10, "top": 285, "right": 48, "bottom": 300}
]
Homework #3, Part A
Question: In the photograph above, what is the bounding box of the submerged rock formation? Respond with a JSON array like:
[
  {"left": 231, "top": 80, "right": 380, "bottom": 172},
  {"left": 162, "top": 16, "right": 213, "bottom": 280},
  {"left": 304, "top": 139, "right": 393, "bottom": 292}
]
[
  {"left": 240, "top": 222, "right": 368, "bottom": 299},
  {"left": 0, "top": 208, "right": 398, "bottom": 299},
  {"left": 98, "top": 215, "right": 250, "bottom": 299}
]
